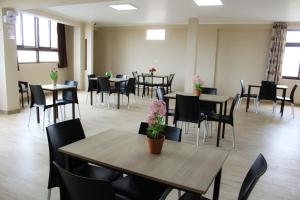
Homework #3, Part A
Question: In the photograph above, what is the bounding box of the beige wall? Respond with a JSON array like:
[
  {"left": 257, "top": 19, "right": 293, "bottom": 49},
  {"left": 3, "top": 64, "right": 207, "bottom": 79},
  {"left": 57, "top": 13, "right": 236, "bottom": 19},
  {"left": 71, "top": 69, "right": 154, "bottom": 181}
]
[{"left": 17, "top": 25, "right": 74, "bottom": 85}]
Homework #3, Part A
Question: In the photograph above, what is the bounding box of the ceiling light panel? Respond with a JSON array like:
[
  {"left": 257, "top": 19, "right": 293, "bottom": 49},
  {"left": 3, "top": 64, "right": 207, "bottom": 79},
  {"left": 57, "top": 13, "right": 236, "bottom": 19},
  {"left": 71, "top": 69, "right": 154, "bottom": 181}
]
[
  {"left": 109, "top": 4, "right": 137, "bottom": 10},
  {"left": 193, "top": 0, "right": 223, "bottom": 6}
]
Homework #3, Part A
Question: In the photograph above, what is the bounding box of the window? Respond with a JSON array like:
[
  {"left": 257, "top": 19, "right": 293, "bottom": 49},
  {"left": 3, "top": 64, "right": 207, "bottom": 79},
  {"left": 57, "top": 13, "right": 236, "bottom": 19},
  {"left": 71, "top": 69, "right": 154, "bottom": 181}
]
[
  {"left": 146, "top": 29, "right": 165, "bottom": 40},
  {"left": 282, "top": 30, "right": 300, "bottom": 79},
  {"left": 15, "top": 13, "right": 58, "bottom": 63}
]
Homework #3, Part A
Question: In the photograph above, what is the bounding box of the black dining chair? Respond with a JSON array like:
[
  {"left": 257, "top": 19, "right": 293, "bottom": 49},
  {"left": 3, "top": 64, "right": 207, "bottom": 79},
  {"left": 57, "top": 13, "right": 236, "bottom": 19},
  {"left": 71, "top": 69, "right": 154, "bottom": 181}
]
[
  {"left": 205, "top": 94, "right": 239, "bottom": 148},
  {"left": 120, "top": 78, "right": 136, "bottom": 109},
  {"left": 116, "top": 74, "right": 127, "bottom": 91},
  {"left": 28, "top": 84, "right": 62, "bottom": 129},
  {"left": 56, "top": 80, "right": 80, "bottom": 119},
  {"left": 174, "top": 94, "right": 207, "bottom": 146},
  {"left": 97, "top": 77, "right": 116, "bottom": 108},
  {"left": 112, "top": 122, "right": 181, "bottom": 200},
  {"left": 256, "top": 81, "right": 277, "bottom": 114},
  {"left": 156, "top": 86, "right": 175, "bottom": 118},
  {"left": 238, "top": 80, "right": 258, "bottom": 108},
  {"left": 161, "top": 73, "right": 175, "bottom": 93},
  {"left": 276, "top": 84, "right": 298, "bottom": 118},
  {"left": 179, "top": 153, "right": 267, "bottom": 200},
  {"left": 141, "top": 73, "right": 152, "bottom": 98},
  {"left": 46, "top": 119, "right": 122, "bottom": 200},
  {"left": 86, "top": 74, "right": 97, "bottom": 103},
  {"left": 18, "top": 81, "right": 29, "bottom": 108},
  {"left": 53, "top": 162, "right": 131, "bottom": 200}
]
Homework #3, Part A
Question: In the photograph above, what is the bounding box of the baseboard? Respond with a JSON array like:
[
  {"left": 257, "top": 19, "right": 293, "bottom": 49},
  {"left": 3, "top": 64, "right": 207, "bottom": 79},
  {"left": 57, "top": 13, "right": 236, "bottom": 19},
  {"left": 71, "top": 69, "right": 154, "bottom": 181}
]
[{"left": 0, "top": 108, "right": 20, "bottom": 115}]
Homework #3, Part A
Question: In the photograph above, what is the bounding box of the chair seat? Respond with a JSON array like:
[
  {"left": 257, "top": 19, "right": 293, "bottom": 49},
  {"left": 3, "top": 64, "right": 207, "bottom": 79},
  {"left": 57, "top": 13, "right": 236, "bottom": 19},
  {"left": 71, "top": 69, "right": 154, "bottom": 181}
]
[
  {"left": 177, "top": 114, "right": 206, "bottom": 125},
  {"left": 207, "top": 113, "right": 232, "bottom": 125},
  {"left": 240, "top": 93, "right": 257, "bottom": 98},
  {"left": 276, "top": 96, "right": 291, "bottom": 102},
  {"left": 179, "top": 192, "right": 209, "bottom": 200},
  {"left": 56, "top": 99, "right": 77, "bottom": 105},
  {"left": 73, "top": 164, "right": 122, "bottom": 182},
  {"left": 112, "top": 175, "right": 170, "bottom": 200}
]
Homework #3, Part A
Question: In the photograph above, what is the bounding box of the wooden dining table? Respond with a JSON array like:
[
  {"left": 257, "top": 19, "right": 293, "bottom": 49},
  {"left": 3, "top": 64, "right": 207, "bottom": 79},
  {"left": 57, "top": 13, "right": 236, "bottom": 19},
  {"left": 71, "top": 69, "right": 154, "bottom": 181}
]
[
  {"left": 164, "top": 92, "right": 231, "bottom": 147},
  {"left": 137, "top": 74, "right": 169, "bottom": 97},
  {"left": 42, "top": 84, "right": 76, "bottom": 123},
  {"left": 245, "top": 84, "right": 288, "bottom": 116},
  {"left": 59, "top": 129, "right": 229, "bottom": 200},
  {"left": 89, "top": 77, "right": 128, "bottom": 109}
]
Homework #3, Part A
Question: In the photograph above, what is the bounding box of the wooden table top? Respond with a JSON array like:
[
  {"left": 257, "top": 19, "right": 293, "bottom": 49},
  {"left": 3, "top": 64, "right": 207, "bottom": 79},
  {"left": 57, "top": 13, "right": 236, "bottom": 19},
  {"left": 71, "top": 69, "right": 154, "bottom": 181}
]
[
  {"left": 249, "top": 84, "right": 288, "bottom": 89},
  {"left": 89, "top": 77, "right": 128, "bottom": 82},
  {"left": 59, "top": 129, "right": 229, "bottom": 194},
  {"left": 42, "top": 84, "right": 76, "bottom": 91},
  {"left": 164, "top": 92, "right": 231, "bottom": 103},
  {"left": 138, "top": 74, "right": 169, "bottom": 78}
]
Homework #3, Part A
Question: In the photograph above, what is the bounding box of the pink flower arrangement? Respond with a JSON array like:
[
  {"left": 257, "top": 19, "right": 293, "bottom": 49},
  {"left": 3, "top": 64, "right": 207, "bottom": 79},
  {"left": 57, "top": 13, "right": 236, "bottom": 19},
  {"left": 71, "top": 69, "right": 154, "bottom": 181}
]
[
  {"left": 193, "top": 75, "right": 204, "bottom": 91},
  {"left": 147, "top": 100, "right": 166, "bottom": 139},
  {"left": 149, "top": 67, "right": 157, "bottom": 73}
]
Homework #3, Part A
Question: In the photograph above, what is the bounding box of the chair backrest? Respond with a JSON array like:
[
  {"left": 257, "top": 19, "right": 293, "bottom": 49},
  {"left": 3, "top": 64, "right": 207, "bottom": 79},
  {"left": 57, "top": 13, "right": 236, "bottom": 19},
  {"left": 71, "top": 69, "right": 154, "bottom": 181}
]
[
  {"left": 240, "top": 80, "right": 246, "bottom": 96},
  {"left": 156, "top": 87, "right": 166, "bottom": 101},
  {"left": 289, "top": 84, "right": 298, "bottom": 103},
  {"left": 132, "top": 71, "right": 138, "bottom": 79},
  {"left": 46, "top": 119, "right": 87, "bottom": 189},
  {"left": 63, "top": 80, "right": 78, "bottom": 103},
  {"left": 174, "top": 94, "right": 200, "bottom": 123},
  {"left": 97, "top": 77, "right": 110, "bottom": 93},
  {"left": 139, "top": 122, "right": 182, "bottom": 142},
  {"left": 167, "top": 73, "right": 175, "bottom": 85},
  {"left": 125, "top": 78, "right": 136, "bottom": 95},
  {"left": 142, "top": 73, "right": 151, "bottom": 83},
  {"left": 87, "top": 74, "right": 97, "bottom": 92},
  {"left": 29, "top": 84, "right": 46, "bottom": 107},
  {"left": 18, "top": 81, "right": 28, "bottom": 92},
  {"left": 229, "top": 94, "right": 240, "bottom": 122},
  {"left": 258, "top": 81, "right": 276, "bottom": 101},
  {"left": 201, "top": 87, "right": 217, "bottom": 95},
  {"left": 53, "top": 162, "right": 115, "bottom": 200},
  {"left": 238, "top": 154, "right": 267, "bottom": 200}
]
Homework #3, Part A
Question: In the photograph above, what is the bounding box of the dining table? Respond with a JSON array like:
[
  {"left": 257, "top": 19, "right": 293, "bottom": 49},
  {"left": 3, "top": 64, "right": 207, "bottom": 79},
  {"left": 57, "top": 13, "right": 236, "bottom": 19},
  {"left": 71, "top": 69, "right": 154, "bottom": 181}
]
[
  {"left": 137, "top": 74, "right": 169, "bottom": 97},
  {"left": 89, "top": 77, "right": 128, "bottom": 109},
  {"left": 245, "top": 84, "right": 288, "bottom": 116},
  {"left": 59, "top": 129, "right": 229, "bottom": 200},
  {"left": 42, "top": 84, "right": 76, "bottom": 123},
  {"left": 164, "top": 92, "right": 231, "bottom": 147}
]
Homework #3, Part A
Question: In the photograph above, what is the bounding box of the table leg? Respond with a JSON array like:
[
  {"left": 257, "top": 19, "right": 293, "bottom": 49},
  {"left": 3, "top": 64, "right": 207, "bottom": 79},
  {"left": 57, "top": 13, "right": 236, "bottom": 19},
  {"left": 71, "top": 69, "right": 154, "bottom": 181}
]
[
  {"left": 53, "top": 91, "right": 57, "bottom": 123},
  {"left": 90, "top": 91, "right": 93, "bottom": 105},
  {"left": 36, "top": 107, "right": 40, "bottom": 123},
  {"left": 222, "top": 101, "right": 228, "bottom": 139},
  {"left": 165, "top": 97, "right": 170, "bottom": 125},
  {"left": 246, "top": 85, "right": 251, "bottom": 112},
  {"left": 101, "top": 93, "right": 104, "bottom": 103},
  {"left": 216, "top": 103, "right": 223, "bottom": 147},
  {"left": 213, "top": 168, "right": 222, "bottom": 200},
  {"left": 280, "top": 88, "right": 286, "bottom": 117},
  {"left": 72, "top": 89, "right": 75, "bottom": 119}
]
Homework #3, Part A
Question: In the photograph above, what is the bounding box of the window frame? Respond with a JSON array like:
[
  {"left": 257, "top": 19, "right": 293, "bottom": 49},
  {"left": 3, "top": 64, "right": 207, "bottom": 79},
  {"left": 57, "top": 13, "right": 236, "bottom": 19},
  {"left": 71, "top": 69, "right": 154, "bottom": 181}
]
[
  {"left": 282, "top": 29, "right": 300, "bottom": 80},
  {"left": 16, "top": 13, "right": 58, "bottom": 64}
]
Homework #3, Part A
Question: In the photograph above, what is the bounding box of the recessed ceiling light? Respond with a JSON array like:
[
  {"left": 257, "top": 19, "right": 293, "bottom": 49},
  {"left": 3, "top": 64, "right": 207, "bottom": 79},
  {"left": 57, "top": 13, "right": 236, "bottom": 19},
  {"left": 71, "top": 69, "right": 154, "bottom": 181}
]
[
  {"left": 109, "top": 4, "right": 137, "bottom": 10},
  {"left": 193, "top": 0, "right": 223, "bottom": 6}
]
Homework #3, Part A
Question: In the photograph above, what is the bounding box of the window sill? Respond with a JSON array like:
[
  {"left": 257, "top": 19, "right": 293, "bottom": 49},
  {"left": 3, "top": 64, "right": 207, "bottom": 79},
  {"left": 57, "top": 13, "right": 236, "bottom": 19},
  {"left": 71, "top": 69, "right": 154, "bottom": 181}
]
[{"left": 282, "top": 76, "right": 300, "bottom": 80}]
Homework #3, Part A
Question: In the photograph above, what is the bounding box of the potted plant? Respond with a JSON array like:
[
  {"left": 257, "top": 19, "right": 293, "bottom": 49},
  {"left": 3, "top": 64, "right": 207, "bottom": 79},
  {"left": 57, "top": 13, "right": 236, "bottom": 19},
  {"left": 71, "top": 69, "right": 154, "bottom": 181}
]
[
  {"left": 105, "top": 71, "right": 113, "bottom": 78},
  {"left": 193, "top": 75, "right": 204, "bottom": 96},
  {"left": 50, "top": 68, "right": 58, "bottom": 86},
  {"left": 146, "top": 99, "right": 166, "bottom": 154},
  {"left": 149, "top": 67, "right": 156, "bottom": 76}
]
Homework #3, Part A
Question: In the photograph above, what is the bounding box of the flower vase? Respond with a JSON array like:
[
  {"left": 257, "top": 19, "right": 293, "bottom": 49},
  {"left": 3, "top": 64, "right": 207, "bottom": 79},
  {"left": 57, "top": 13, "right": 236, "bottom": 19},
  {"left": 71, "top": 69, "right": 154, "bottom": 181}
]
[
  {"left": 52, "top": 79, "right": 57, "bottom": 86},
  {"left": 147, "top": 134, "right": 165, "bottom": 154},
  {"left": 194, "top": 89, "right": 201, "bottom": 96}
]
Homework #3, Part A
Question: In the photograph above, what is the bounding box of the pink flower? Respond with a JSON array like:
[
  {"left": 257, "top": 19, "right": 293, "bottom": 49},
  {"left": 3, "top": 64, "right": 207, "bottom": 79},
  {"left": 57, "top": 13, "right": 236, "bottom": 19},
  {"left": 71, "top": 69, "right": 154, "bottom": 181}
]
[{"left": 147, "top": 114, "right": 156, "bottom": 125}]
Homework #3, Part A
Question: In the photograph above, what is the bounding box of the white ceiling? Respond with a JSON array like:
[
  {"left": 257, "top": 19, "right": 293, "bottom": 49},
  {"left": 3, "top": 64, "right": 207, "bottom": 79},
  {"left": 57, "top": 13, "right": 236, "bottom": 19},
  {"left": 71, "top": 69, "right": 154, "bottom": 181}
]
[{"left": 41, "top": 0, "right": 300, "bottom": 26}]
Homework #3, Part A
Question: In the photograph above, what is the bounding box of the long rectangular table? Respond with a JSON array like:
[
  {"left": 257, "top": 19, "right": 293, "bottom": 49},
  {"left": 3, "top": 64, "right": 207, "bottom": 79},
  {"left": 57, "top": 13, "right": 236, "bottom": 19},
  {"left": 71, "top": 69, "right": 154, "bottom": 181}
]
[
  {"left": 245, "top": 84, "right": 288, "bottom": 116},
  {"left": 164, "top": 92, "right": 231, "bottom": 147},
  {"left": 59, "top": 129, "right": 229, "bottom": 200},
  {"left": 42, "top": 84, "right": 76, "bottom": 123},
  {"left": 89, "top": 77, "right": 128, "bottom": 109}
]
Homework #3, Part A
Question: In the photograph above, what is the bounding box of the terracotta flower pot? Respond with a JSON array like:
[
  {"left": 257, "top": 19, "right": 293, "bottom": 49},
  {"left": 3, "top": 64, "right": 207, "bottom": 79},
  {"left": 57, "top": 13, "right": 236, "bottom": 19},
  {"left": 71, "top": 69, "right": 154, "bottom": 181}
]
[
  {"left": 194, "top": 89, "right": 201, "bottom": 96},
  {"left": 147, "top": 134, "right": 165, "bottom": 154}
]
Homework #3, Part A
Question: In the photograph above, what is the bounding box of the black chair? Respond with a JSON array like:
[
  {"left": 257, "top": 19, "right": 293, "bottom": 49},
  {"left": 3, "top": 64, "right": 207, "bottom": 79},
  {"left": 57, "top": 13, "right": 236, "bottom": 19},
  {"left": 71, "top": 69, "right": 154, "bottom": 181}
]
[
  {"left": 238, "top": 80, "right": 258, "bottom": 108},
  {"left": 132, "top": 71, "right": 141, "bottom": 96},
  {"left": 205, "top": 94, "right": 239, "bottom": 148},
  {"left": 156, "top": 87, "right": 175, "bottom": 117},
  {"left": 276, "top": 84, "right": 298, "bottom": 118},
  {"left": 112, "top": 122, "right": 182, "bottom": 200},
  {"left": 28, "top": 84, "right": 61, "bottom": 129},
  {"left": 86, "top": 74, "right": 97, "bottom": 103},
  {"left": 174, "top": 94, "right": 207, "bottom": 146},
  {"left": 46, "top": 119, "right": 122, "bottom": 200},
  {"left": 53, "top": 162, "right": 131, "bottom": 200},
  {"left": 116, "top": 74, "right": 127, "bottom": 91},
  {"left": 141, "top": 73, "right": 152, "bottom": 97},
  {"left": 161, "top": 73, "right": 175, "bottom": 93},
  {"left": 120, "top": 78, "right": 136, "bottom": 109},
  {"left": 256, "top": 81, "right": 277, "bottom": 114},
  {"left": 179, "top": 153, "right": 267, "bottom": 200},
  {"left": 97, "top": 77, "right": 116, "bottom": 108},
  {"left": 18, "top": 81, "right": 29, "bottom": 108},
  {"left": 56, "top": 80, "right": 81, "bottom": 119}
]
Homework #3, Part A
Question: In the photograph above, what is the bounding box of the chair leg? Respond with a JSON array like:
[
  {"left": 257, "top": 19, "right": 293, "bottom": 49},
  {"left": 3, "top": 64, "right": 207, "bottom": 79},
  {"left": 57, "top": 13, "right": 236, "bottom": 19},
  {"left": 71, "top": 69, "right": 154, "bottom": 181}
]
[
  {"left": 21, "top": 92, "right": 24, "bottom": 108},
  {"left": 60, "top": 106, "right": 64, "bottom": 120},
  {"left": 231, "top": 126, "right": 235, "bottom": 148},
  {"left": 43, "top": 110, "right": 46, "bottom": 130},
  {"left": 47, "top": 109, "right": 51, "bottom": 123},
  {"left": 197, "top": 126, "right": 200, "bottom": 146},
  {"left": 177, "top": 190, "right": 181, "bottom": 198},
  {"left": 26, "top": 91, "right": 29, "bottom": 104},
  {"left": 127, "top": 95, "right": 130, "bottom": 109},
  {"left": 256, "top": 100, "right": 259, "bottom": 114},
  {"left": 27, "top": 108, "right": 32, "bottom": 127},
  {"left": 77, "top": 104, "right": 81, "bottom": 118},
  {"left": 64, "top": 105, "right": 66, "bottom": 119},
  {"left": 272, "top": 102, "right": 276, "bottom": 114},
  {"left": 47, "top": 189, "right": 51, "bottom": 200},
  {"left": 292, "top": 103, "right": 295, "bottom": 119},
  {"left": 202, "top": 121, "right": 208, "bottom": 144}
]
